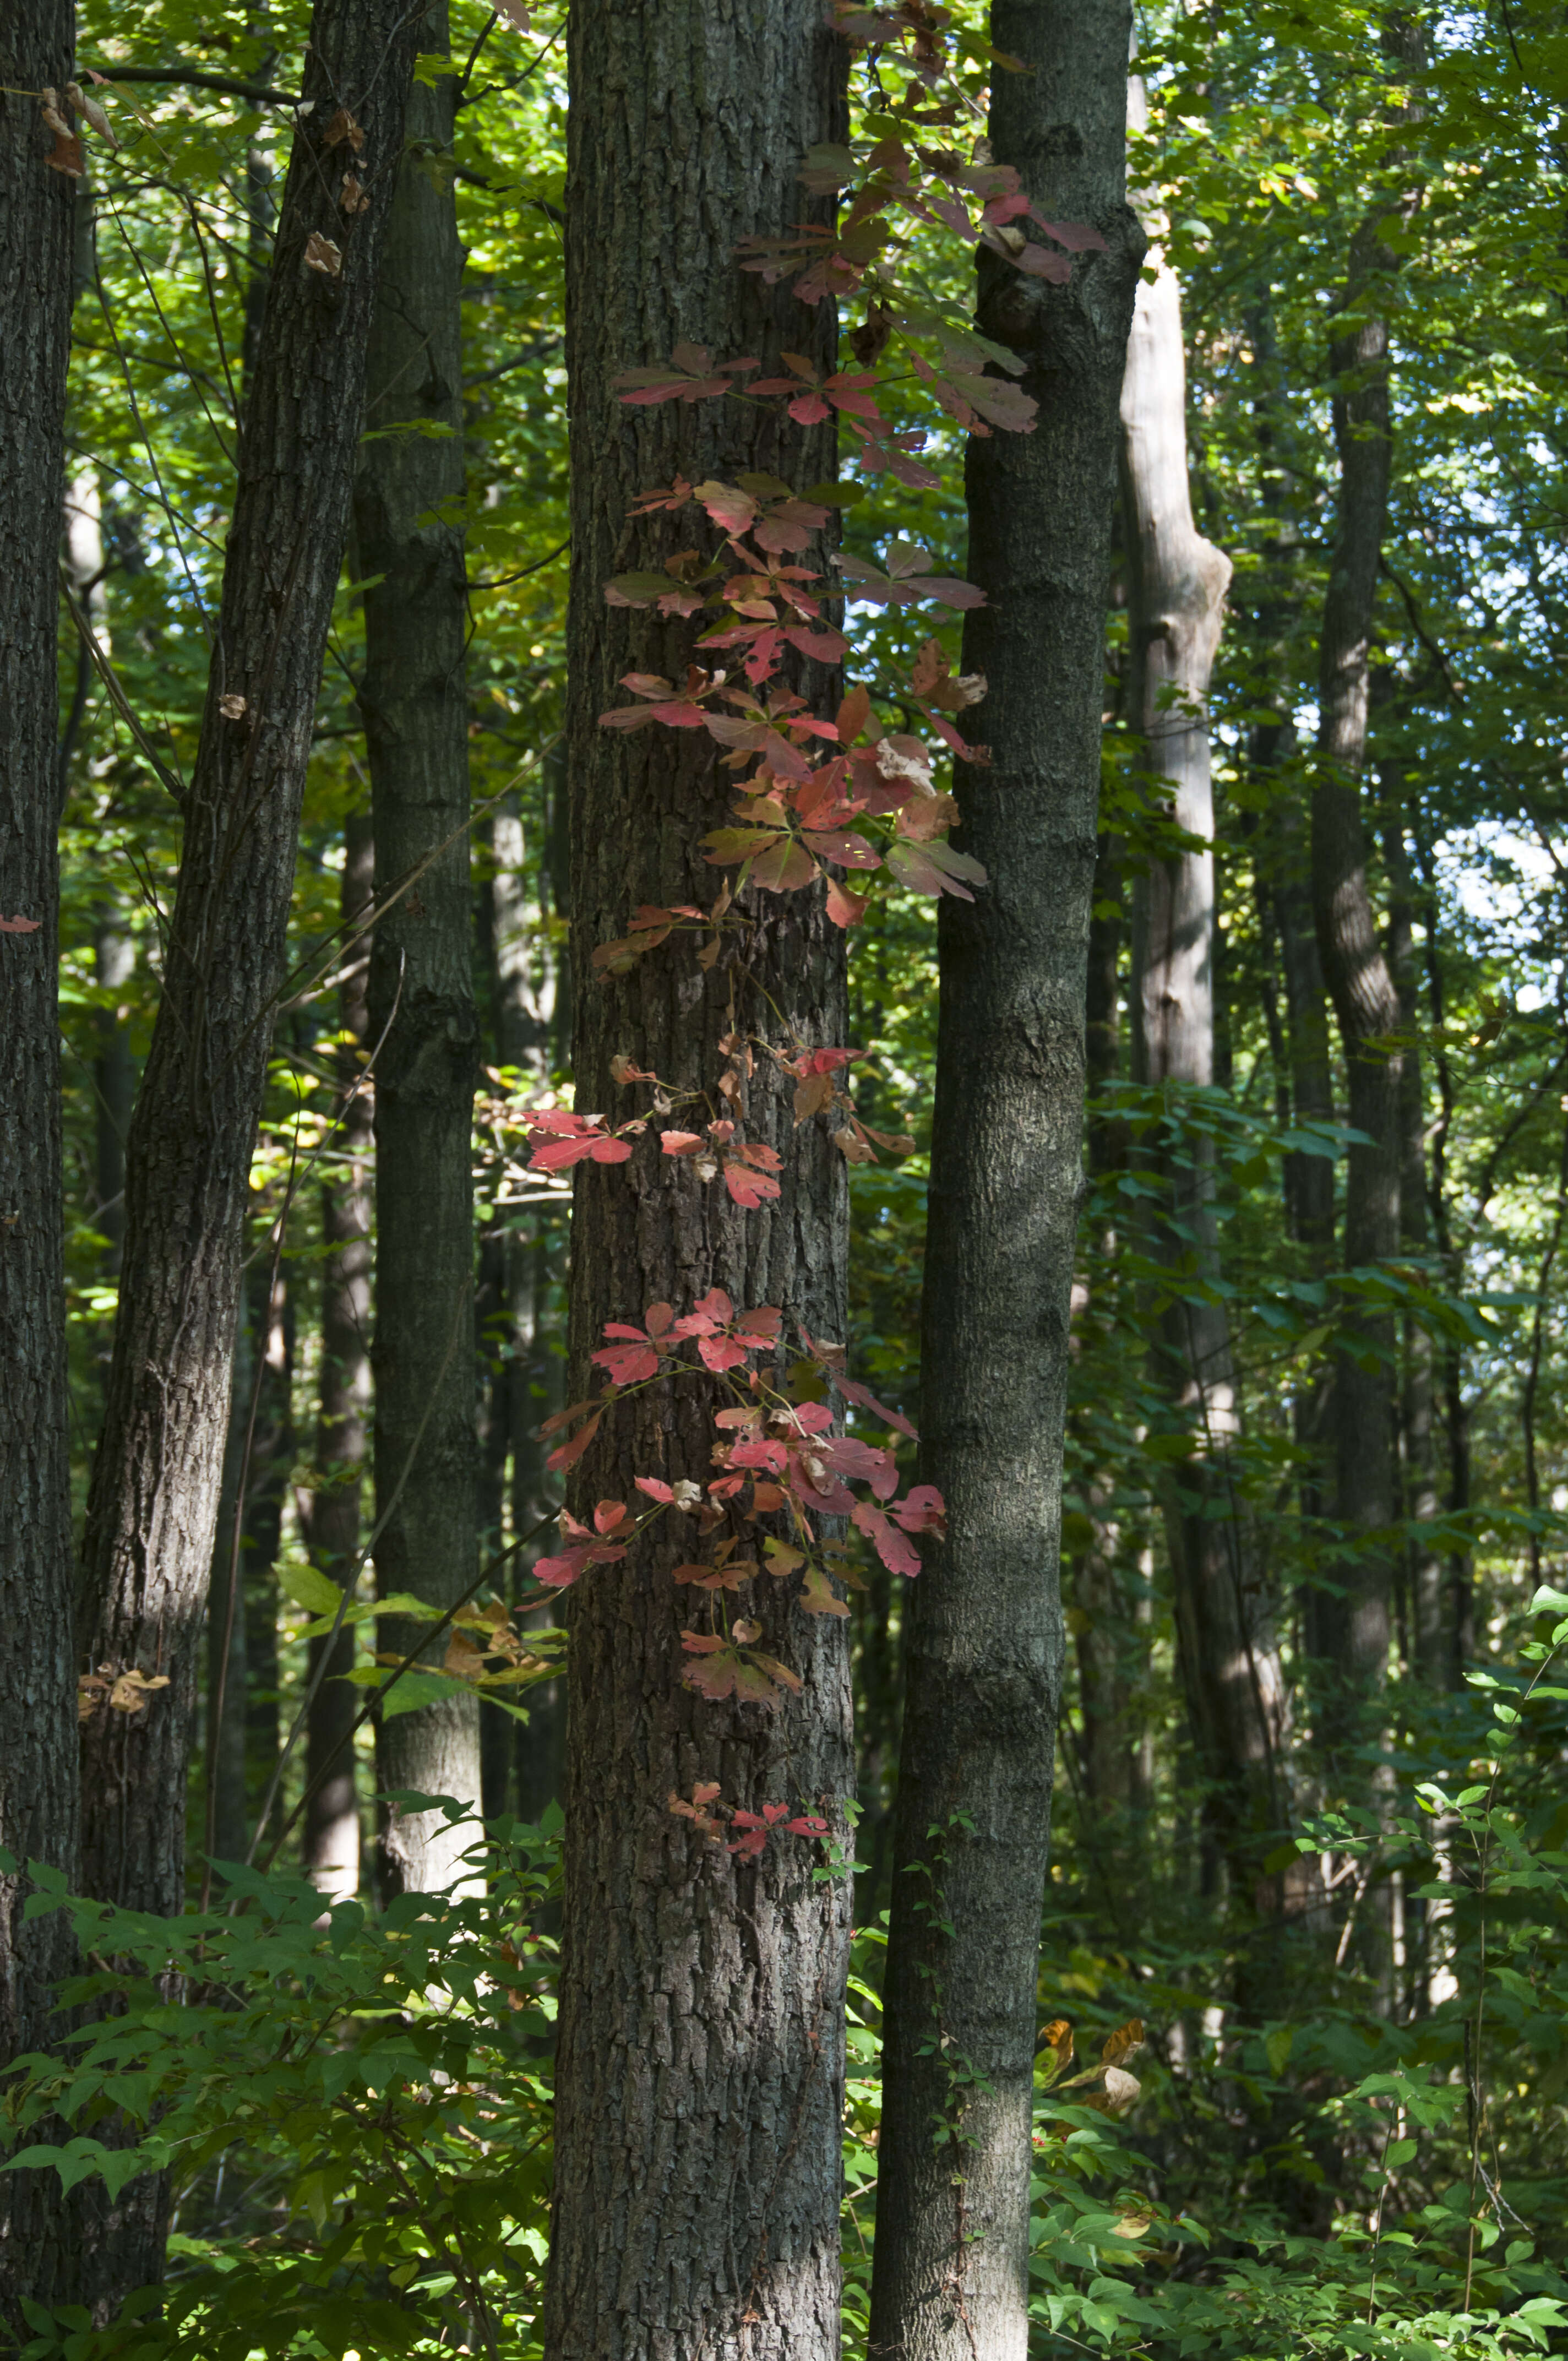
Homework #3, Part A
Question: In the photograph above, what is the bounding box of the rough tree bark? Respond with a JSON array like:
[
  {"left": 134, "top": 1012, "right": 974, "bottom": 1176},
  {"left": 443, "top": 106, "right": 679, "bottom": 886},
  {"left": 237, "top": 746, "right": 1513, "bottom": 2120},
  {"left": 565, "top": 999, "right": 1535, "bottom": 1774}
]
[
  {"left": 1120, "top": 178, "right": 1289, "bottom": 1873},
  {"left": 870, "top": 8, "right": 1143, "bottom": 2356},
  {"left": 71, "top": 2, "right": 422, "bottom": 2310},
  {"left": 353, "top": 1, "right": 482, "bottom": 1894},
  {"left": 1309, "top": 208, "right": 1405, "bottom": 1730},
  {"left": 0, "top": 6, "right": 83, "bottom": 2333},
  {"left": 303, "top": 811, "right": 373, "bottom": 1903},
  {"left": 544, "top": 6, "right": 851, "bottom": 2355}
]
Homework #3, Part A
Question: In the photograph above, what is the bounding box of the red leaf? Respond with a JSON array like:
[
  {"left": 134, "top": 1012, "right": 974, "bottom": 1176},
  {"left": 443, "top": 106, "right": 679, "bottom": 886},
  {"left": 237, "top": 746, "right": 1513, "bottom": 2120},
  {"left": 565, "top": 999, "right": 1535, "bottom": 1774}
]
[
  {"left": 0, "top": 913, "right": 41, "bottom": 934},
  {"left": 635, "top": 1475, "right": 674, "bottom": 1503},
  {"left": 851, "top": 1499, "right": 922, "bottom": 1576},
  {"left": 546, "top": 1410, "right": 601, "bottom": 1473},
  {"left": 825, "top": 877, "right": 870, "bottom": 928},
  {"left": 723, "top": 1163, "right": 782, "bottom": 1209}
]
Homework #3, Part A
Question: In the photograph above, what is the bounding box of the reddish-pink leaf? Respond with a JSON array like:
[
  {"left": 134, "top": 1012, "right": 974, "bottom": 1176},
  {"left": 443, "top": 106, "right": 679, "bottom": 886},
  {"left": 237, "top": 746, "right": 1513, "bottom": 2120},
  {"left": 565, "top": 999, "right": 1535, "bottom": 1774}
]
[
  {"left": 852, "top": 1499, "right": 922, "bottom": 1576},
  {"left": 546, "top": 1410, "right": 601, "bottom": 1473},
  {"left": 0, "top": 913, "right": 41, "bottom": 934},
  {"left": 723, "top": 1163, "right": 783, "bottom": 1209},
  {"left": 635, "top": 1475, "right": 675, "bottom": 1503}
]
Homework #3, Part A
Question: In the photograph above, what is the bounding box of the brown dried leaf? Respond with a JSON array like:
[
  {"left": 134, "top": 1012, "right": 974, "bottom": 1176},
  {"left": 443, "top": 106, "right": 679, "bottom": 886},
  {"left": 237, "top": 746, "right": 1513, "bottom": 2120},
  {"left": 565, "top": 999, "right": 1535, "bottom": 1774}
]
[
  {"left": 339, "top": 172, "right": 371, "bottom": 215},
  {"left": 304, "top": 231, "right": 342, "bottom": 278},
  {"left": 321, "top": 106, "right": 365, "bottom": 152},
  {"left": 1100, "top": 2017, "right": 1144, "bottom": 2068}
]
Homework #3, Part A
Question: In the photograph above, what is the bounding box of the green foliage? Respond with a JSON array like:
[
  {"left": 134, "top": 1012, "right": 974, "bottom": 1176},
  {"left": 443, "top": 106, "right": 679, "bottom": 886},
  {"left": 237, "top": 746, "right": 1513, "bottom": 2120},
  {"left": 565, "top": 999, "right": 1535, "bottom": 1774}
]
[{"left": 4, "top": 1811, "right": 559, "bottom": 2361}]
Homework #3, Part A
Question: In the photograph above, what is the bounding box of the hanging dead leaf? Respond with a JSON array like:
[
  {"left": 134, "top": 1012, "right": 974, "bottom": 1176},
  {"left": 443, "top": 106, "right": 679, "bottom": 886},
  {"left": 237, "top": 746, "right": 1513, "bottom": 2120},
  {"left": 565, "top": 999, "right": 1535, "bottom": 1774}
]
[
  {"left": 1080, "top": 2064, "right": 1142, "bottom": 2118},
  {"left": 218, "top": 693, "right": 247, "bottom": 721},
  {"left": 339, "top": 172, "right": 370, "bottom": 215},
  {"left": 65, "top": 82, "right": 117, "bottom": 149},
  {"left": 304, "top": 231, "right": 342, "bottom": 278},
  {"left": 1100, "top": 2017, "right": 1144, "bottom": 2068},
  {"left": 40, "top": 90, "right": 84, "bottom": 177},
  {"left": 320, "top": 106, "right": 365, "bottom": 152},
  {"left": 1036, "top": 2018, "right": 1075, "bottom": 2084}
]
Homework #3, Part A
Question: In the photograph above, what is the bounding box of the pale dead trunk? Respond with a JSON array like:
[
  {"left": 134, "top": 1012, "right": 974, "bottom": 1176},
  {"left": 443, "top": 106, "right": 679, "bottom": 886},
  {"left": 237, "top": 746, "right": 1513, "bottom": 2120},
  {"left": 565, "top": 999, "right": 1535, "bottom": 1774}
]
[{"left": 1120, "top": 170, "right": 1290, "bottom": 1873}]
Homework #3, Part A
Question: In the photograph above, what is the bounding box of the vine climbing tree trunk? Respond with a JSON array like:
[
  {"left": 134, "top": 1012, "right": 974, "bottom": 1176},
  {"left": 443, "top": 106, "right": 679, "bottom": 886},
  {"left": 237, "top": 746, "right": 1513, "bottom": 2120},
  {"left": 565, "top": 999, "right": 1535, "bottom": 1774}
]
[
  {"left": 1119, "top": 158, "right": 1290, "bottom": 1880},
  {"left": 353, "top": 0, "right": 482, "bottom": 1894},
  {"left": 70, "top": 0, "right": 422, "bottom": 2313},
  {"left": 0, "top": 5, "right": 83, "bottom": 2333},
  {"left": 870, "top": 7, "right": 1143, "bottom": 2355},
  {"left": 543, "top": 6, "right": 852, "bottom": 2355}
]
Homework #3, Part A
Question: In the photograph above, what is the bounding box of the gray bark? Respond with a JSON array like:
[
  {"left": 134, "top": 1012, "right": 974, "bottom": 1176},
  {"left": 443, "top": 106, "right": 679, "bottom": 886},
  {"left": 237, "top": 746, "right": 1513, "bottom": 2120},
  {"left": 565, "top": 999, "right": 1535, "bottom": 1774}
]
[
  {"left": 0, "top": 4, "right": 83, "bottom": 2332},
  {"left": 1120, "top": 196, "right": 1289, "bottom": 1870},
  {"left": 870, "top": 8, "right": 1143, "bottom": 2357},
  {"left": 303, "top": 812, "right": 373, "bottom": 1903},
  {"left": 354, "top": 2, "right": 482, "bottom": 1895},
  {"left": 71, "top": 2, "right": 422, "bottom": 2310},
  {"left": 545, "top": 6, "right": 851, "bottom": 2354}
]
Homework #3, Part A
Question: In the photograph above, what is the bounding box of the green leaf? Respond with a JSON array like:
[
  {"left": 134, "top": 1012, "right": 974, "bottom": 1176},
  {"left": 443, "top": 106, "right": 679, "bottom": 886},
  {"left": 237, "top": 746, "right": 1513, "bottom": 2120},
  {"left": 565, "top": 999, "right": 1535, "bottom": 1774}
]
[{"left": 280, "top": 1561, "right": 348, "bottom": 1618}]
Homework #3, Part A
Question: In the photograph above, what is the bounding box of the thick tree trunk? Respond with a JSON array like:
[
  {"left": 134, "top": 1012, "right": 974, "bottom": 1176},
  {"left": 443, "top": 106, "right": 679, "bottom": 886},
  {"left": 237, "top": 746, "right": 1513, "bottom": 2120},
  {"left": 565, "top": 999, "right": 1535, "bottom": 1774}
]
[
  {"left": 70, "top": 4, "right": 421, "bottom": 2312},
  {"left": 1120, "top": 202, "right": 1289, "bottom": 1873},
  {"left": 353, "top": 2, "right": 482, "bottom": 1894},
  {"left": 870, "top": 10, "right": 1142, "bottom": 2357},
  {"left": 303, "top": 812, "right": 373, "bottom": 1903},
  {"left": 1309, "top": 210, "right": 1404, "bottom": 1729},
  {"left": 0, "top": 6, "right": 83, "bottom": 2332},
  {"left": 545, "top": 8, "right": 851, "bottom": 2355}
]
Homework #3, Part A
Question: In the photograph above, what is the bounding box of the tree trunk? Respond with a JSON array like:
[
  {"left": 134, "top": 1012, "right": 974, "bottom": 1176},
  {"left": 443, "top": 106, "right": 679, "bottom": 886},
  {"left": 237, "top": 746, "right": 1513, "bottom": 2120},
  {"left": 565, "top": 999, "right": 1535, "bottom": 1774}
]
[
  {"left": 1383, "top": 802, "right": 1442, "bottom": 1681},
  {"left": 71, "top": 3, "right": 421, "bottom": 2311},
  {"left": 205, "top": 1292, "right": 254, "bottom": 1870},
  {"left": 303, "top": 812, "right": 373, "bottom": 1903},
  {"left": 545, "top": 7, "right": 851, "bottom": 2355},
  {"left": 353, "top": 1, "right": 481, "bottom": 1895},
  {"left": 1309, "top": 209, "right": 1405, "bottom": 1731},
  {"left": 870, "top": 9, "right": 1142, "bottom": 2355},
  {"left": 241, "top": 1258, "right": 291, "bottom": 1837},
  {"left": 0, "top": 5, "right": 84, "bottom": 2332},
  {"left": 1120, "top": 187, "right": 1289, "bottom": 1875}
]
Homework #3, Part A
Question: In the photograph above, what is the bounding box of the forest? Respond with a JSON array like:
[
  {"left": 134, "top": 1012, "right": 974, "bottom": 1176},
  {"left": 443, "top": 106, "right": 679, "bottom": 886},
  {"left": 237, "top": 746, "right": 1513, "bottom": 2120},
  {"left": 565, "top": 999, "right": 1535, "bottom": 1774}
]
[{"left": 0, "top": 0, "right": 1565, "bottom": 2354}]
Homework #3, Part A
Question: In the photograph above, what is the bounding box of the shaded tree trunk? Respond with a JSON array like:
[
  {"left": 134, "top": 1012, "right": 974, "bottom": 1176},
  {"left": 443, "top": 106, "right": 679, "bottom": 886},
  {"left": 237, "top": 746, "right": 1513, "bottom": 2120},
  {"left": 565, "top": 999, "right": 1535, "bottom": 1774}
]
[
  {"left": 0, "top": 6, "right": 84, "bottom": 2332},
  {"left": 205, "top": 1292, "right": 254, "bottom": 1871},
  {"left": 544, "top": 6, "right": 851, "bottom": 2354},
  {"left": 1383, "top": 801, "right": 1443, "bottom": 1680},
  {"left": 354, "top": 2, "right": 482, "bottom": 1895},
  {"left": 1309, "top": 209, "right": 1406, "bottom": 1733},
  {"left": 303, "top": 812, "right": 373, "bottom": 1903},
  {"left": 870, "top": 9, "right": 1142, "bottom": 2355},
  {"left": 1120, "top": 183, "right": 1289, "bottom": 1875},
  {"left": 71, "top": 3, "right": 422, "bottom": 2312}
]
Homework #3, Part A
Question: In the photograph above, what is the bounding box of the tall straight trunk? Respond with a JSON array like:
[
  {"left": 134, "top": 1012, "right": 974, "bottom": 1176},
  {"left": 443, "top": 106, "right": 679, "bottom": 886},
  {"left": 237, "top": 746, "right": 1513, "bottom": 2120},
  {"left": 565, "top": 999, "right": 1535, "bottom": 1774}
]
[
  {"left": 1309, "top": 207, "right": 1405, "bottom": 1728},
  {"left": 546, "top": 8, "right": 850, "bottom": 2354},
  {"left": 1413, "top": 827, "right": 1472, "bottom": 1678},
  {"left": 354, "top": 2, "right": 481, "bottom": 1895},
  {"left": 1120, "top": 184, "right": 1289, "bottom": 1871},
  {"left": 870, "top": 12, "right": 1142, "bottom": 2357},
  {"left": 303, "top": 812, "right": 373, "bottom": 1902},
  {"left": 1072, "top": 833, "right": 1145, "bottom": 1826},
  {"left": 71, "top": 7, "right": 421, "bottom": 2313},
  {"left": 1383, "top": 801, "right": 1442, "bottom": 1680},
  {"left": 78, "top": 0, "right": 421, "bottom": 1910},
  {"left": 0, "top": 7, "right": 83, "bottom": 2332},
  {"left": 206, "top": 1292, "right": 254, "bottom": 1870},
  {"left": 241, "top": 1259, "right": 290, "bottom": 1832}
]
